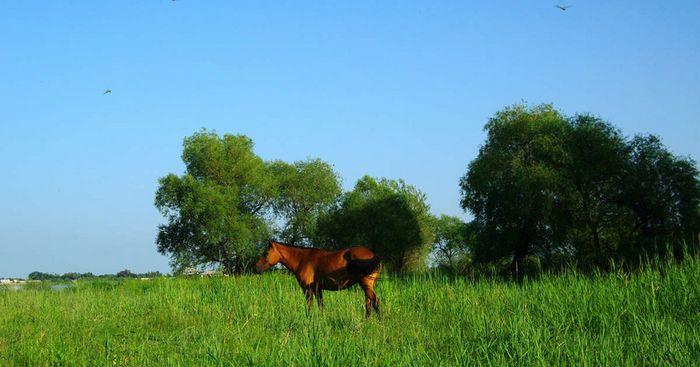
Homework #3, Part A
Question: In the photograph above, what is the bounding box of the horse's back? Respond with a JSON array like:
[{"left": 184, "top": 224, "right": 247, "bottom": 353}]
[
  {"left": 311, "top": 246, "right": 375, "bottom": 263},
  {"left": 344, "top": 246, "right": 376, "bottom": 261}
]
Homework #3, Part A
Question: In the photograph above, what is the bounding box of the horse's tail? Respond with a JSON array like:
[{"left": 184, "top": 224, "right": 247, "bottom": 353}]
[{"left": 348, "top": 256, "right": 382, "bottom": 277}]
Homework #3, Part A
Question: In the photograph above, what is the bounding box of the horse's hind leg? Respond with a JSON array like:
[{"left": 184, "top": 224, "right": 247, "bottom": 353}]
[
  {"left": 360, "top": 279, "right": 379, "bottom": 319},
  {"left": 303, "top": 287, "right": 314, "bottom": 314},
  {"left": 315, "top": 287, "right": 324, "bottom": 310},
  {"left": 362, "top": 286, "right": 373, "bottom": 318},
  {"left": 371, "top": 288, "right": 380, "bottom": 318}
]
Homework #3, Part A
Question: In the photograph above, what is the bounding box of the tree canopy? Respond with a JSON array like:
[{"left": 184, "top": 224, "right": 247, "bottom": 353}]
[
  {"left": 316, "top": 176, "right": 434, "bottom": 274},
  {"left": 460, "top": 104, "right": 571, "bottom": 276},
  {"left": 155, "top": 106, "right": 699, "bottom": 277},
  {"left": 155, "top": 130, "right": 343, "bottom": 274},
  {"left": 270, "top": 158, "right": 342, "bottom": 246},
  {"left": 564, "top": 114, "right": 630, "bottom": 269},
  {"left": 432, "top": 215, "right": 473, "bottom": 274},
  {"left": 460, "top": 104, "right": 700, "bottom": 277},
  {"left": 621, "top": 135, "right": 700, "bottom": 259},
  {"left": 155, "top": 130, "right": 276, "bottom": 274}
]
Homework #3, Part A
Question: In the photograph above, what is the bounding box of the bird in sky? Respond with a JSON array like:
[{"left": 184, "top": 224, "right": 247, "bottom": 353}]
[
  {"left": 103, "top": 89, "right": 112, "bottom": 95},
  {"left": 555, "top": 4, "right": 571, "bottom": 11}
]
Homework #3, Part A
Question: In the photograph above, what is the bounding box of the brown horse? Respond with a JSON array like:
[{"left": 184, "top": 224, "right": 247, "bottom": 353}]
[{"left": 255, "top": 240, "right": 382, "bottom": 318}]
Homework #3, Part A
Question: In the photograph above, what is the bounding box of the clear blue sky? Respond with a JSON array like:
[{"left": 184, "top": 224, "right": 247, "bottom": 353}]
[{"left": 1, "top": 1, "right": 698, "bottom": 278}]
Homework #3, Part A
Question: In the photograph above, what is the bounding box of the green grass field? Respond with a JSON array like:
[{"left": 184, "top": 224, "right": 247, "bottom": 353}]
[{"left": 1, "top": 257, "right": 699, "bottom": 366}]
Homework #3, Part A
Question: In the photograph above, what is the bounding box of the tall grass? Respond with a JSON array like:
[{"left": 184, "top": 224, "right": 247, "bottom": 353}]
[{"left": 1, "top": 256, "right": 699, "bottom": 366}]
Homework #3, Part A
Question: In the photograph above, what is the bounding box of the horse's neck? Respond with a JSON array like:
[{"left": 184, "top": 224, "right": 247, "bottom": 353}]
[{"left": 276, "top": 245, "right": 307, "bottom": 273}]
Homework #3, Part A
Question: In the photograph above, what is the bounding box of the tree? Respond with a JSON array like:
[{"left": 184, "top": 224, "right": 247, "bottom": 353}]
[
  {"left": 155, "top": 130, "right": 277, "bottom": 275},
  {"left": 316, "top": 176, "right": 434, "bottom": 274},
  {"left": 432, "top": 215, "right": 473, "bottom": 274},
  {"left": 116, "top": 269, "right": 136, "bottom": 278},
  {"left": 141, "top": 271, "right": 163, "bottom": 278},
  {"left": 460, "top": 104, "right": 700, "bottom": 275},
  {"left": 460, "top": 104, "right": 571, "bottom": 278},
  {"left": 270, "top": 158, "right": 342, "bottom": 246},
  {"left": 621, "top": 135, "right": 700, "bottom": 259},
  {"left": 564, "top": 115, "right": 630, "bottom": 269}
]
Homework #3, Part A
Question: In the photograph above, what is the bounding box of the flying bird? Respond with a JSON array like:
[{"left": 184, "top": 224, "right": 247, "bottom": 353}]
[
  {"left": 103, "top": 89, "right": 112, "bottom": 95},
  {"left": 555, "top": 4, "right": 571, "bottom": 11}
]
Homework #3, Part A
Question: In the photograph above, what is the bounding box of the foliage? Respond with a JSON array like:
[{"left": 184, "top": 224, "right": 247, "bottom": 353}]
[
  {"left": 431, "top": 215, "right": 473, "bottom": 274},
  {"left": 155, "top": 130, "right": 277, "bottom": 274},
  {"left": 270, "top": 158, "right": 342, "bottom": 246},
  {"left": 621, "top": 135, "right": 700, "bottom": 259},
  {"left": 564, "top": 114, "right": 631, "bottom": 269},
  {"left": 460, "top": 104, "right": 700, "bottom": 276},
  {"left": 461, "top": 104, "right": 571, "bottom": 276},
  {"left": 316, "top": 176, "right": 434, "bottom": 274},
  {"left": 3, "top": 257, "right": 700, "bottom": 365}
]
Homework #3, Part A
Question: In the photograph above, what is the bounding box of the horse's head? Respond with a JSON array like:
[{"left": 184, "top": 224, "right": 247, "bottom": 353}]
[{"left": 255, "top": 241, "right": 282, "bottom": 273}]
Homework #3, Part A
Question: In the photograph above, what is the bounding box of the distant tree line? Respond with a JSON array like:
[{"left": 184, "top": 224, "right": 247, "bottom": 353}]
[
  {"left": 27, "top": 270, "right": 164, "bottom": 281},
  {"left": 156, "top": 105, "right": 699, "bottom": 277}
]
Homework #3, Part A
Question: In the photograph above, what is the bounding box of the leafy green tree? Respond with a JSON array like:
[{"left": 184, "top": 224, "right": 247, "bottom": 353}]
[
  {"left": 432, "top": 215, "right": 473, "bottom": 274},
  {"left": 461, "top": 104, "right": 700, "bottom": 275},
  {"left": 564, "top": 115, "right": 631, "bottom": 268},
  {"left": 317, "top": 176, "right": 434, "bottom": 273},
  {"left": 270, "top": 158, "right": 342, "bottom": 246},
  {"left": 460, "top": 104, "right": 571, "bottom": 278},
  {"left": 155, "top": 130, "right": 276, "bottom": 275},
  {"left": 116, "top": 270, "right": 136, "bottom": 278},
  {"left": 621, "top": 135, "right": 700, "bottom": 259}
]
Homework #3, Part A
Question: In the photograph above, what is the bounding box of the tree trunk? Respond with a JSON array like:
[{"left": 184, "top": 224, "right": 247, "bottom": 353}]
[
  {"left": 232, "top": 262, "right": 244, "bottom": 276},
  {"left": 512, "top": 218, "right": 535, "bottom": 281},
  {"left": 220, "top": 242, "right": 234, "bottom": 275},
  {"left": 222, "top": 258, "right": 234, "bottom": 276},
  {"left": 580, "top": 188, "right": 603, "bottom": 268},
  {"left": 511, "top": 245, "right": 527, "bottom": 282},
  {"left": 590, "top": 223, "right": 603, "bottom": 268}
]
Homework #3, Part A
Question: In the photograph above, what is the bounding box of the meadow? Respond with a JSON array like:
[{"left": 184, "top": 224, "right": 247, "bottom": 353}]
[{"left": 1, "top": 257, "right": 699, "bottom": 366}]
